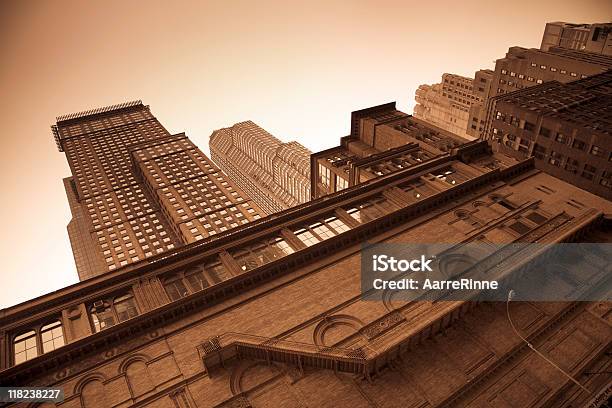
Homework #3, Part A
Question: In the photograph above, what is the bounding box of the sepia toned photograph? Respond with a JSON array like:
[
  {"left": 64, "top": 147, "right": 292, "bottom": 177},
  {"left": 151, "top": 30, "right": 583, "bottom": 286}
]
[{"left": 0, "top": 1, "right": 610, "bottom": 407}]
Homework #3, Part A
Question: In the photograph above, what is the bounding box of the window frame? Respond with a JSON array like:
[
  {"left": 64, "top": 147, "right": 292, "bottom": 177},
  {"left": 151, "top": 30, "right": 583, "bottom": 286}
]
[{"left": 11, "top": 318, "right": 66, "bottom": 366}]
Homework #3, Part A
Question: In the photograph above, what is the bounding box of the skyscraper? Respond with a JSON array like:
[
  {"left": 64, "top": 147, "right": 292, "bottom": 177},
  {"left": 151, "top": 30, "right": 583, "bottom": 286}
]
[
  {"left": 413, "top": 71, "right": 493, "bottom": 140},
  {"left": 311, "top": 102, "right": 469, "bottom": 199},
  {"left": 486, "top": 70, "right": 612, "bottom": 199},
  {"left": 52, "top": 101, "right": 263, "bottom": 280},
  {"left": 468, "top": 46, "right": 612, "bottom": 138},
  {"left": 541, "top": 22, "right": 612, "bottom": 55},
  {"left": 210, "top": 121, "right": 311, "bottom": 214}
]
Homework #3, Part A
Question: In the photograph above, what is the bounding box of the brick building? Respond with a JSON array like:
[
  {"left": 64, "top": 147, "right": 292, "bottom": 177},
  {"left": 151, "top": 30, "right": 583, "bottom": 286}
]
[
  {"left": 311, "top": 102, "right": 468, "bottom": 199},
  {"left": 487, "top": 70, "right": 612, "bottom": 199},
  {"left": 541, "top": 22, "right": 612, "bottom": 55},
  {"left": 414, "top": 70, "right": 493, "bottom": 140},
  {"left": 469, "top": 46, "right": 612, "bottom": 139},
  {"left": 0, "top": 103, "right": 610, "bottom": 407}
]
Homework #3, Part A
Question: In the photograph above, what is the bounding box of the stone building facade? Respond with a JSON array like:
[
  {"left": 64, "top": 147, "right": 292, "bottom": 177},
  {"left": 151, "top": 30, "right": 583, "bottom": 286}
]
[
  {"left": 414, "top": 71, "right": 493, "bottom": 140},
  {"left": 311, "top": 102, "right": 468, "bottom": 199},
  {"left": 1, "top": 103, "right": 611, "bottom": 406}
]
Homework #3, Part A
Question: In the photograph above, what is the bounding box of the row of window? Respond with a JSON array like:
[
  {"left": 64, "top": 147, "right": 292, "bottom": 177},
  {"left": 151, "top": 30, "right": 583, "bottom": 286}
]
[
  {"left": 7, "top": 162, "right": 476, "bottom": 366},
  {"left": 501, "top": 66, "right": 585, "bottom": 78}
]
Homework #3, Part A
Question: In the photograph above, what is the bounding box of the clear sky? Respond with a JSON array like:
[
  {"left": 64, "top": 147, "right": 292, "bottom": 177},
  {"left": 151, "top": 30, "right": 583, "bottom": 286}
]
[{"left": 0, "top": 0, "right": 609, "bottom": 308}]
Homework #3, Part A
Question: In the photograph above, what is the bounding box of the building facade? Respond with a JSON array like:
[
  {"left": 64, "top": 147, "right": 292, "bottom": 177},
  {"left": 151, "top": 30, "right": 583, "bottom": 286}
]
[
  {"left": 210, "top": 121, "right": 311, "bottom": 215},
  {"left": 1, "top": 120, "right": 611, "bottom": 406},
  {"left": 311, "top": 102, "right": 469, "bottom": 199},
  {"left": 52, "top": 102, "right": 263, "bottom": 280},
  {"left": 487, "top": 70, "right": 612, "bottom": 199},
  {"left": 468, "top": 46, "right": 612, "bottom": 139},
  {"left": 414, "top": 71, "right": 493, "bottom": 140},
  {"left": 541, "top": 22, "right": 612, "bottom": 55}
]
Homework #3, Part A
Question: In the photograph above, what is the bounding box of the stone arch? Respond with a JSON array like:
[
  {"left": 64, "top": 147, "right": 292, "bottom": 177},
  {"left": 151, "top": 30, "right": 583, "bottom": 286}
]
[
  {"left": 120, "top": 354, "right": 155, "bottom": 398},
  {"left": 312, "top": 314, "right": 364, "bottom": 347},
  {"left": 438, "top": 253, "right": 477, "bottom": 279},
  {"left": 75, "top": 373, "right": 108, "bottom": 408},
  {"left": 230, "top": 360, "right": 281, "bottom": 395}
]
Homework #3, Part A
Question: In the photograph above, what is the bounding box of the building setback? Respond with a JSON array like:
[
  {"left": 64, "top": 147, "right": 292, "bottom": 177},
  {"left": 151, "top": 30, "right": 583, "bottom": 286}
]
[
  {"left": 541, "top": 22, "right": 612, "bottom": 55},
  {"left": 413, "top": 70, "right": 493, "bottom": 140},
  {"left": 469, "top": 46, "right": 612, "bottom": 139},
  {"left": 52, "top": 101, "right": 263, "bottom": 280},
  {"left": 487, "top": 70, "right": 612, "bottom": 199},
  {"left": 311, "top": 102, "right": 469, "bottom": 199},
  {"left": 210, "top": 121, "right": 311, "bottom": 214},
  {"left": 2, "top": 107, "right": 611, "bottom": 406}
]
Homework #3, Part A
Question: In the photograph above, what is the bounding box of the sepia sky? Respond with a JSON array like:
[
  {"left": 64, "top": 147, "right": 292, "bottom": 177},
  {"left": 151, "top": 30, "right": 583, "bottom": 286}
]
[{"left": 0, "top": 0, "right": 609, "bottom": 308}]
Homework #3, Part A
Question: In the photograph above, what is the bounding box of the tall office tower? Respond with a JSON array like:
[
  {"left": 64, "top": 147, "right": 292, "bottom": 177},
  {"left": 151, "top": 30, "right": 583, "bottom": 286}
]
[
  {"left": 311, "top": 102, "right": 470, "bottom": 199},
  {"left": 4, "top": 103, "right": 612, "bottom": 406},
  {"left": 487, "top": 70, "right": 612, "bottom": 199},
  {"left": 52, "top": 101, "right": 263, "bottom": 280},
  {"left": 541, "top": 22, "right": 612, "bottom": 55},
  {"left": 468, "top": 46, "right": 612, "bottom": 139},
  {"left": 414, "top": 71, "right": 493, "bottom": 140},
  {"left": 210, "top": 120, "right": 311, "bottom": 214}
]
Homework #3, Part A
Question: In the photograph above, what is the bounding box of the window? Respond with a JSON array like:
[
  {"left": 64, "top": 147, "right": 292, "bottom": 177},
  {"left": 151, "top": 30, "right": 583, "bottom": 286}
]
[
  {"left": 549, "top": 151, "right": 564, "bottom": 167},
  {"left": 12, "top": 320, "right": 65, "bottom": 366},
  {"left": 164, "top": 274, "right": 191, "bottom": 301},
  {"left": 531, "top": 62, "right": 537, "bottom": 67},
  {"left": 501, "top": 69, "right": 507, "bottom": 75},
  {"left": 527, "top": 76, "right": 534, "bottom": 82},
  {"left": 311, "top": 223, "right": 336, "bottom": 240},
  {"left": 600, "top": 171, "right": 612, "bottom": 189},
  {"left": 540, "top": 65, "right": 546, "bottom": 69},
  {"left": 539, "top": 127, "right": 551, "bottom": 138},
  {"left": 572, "top": 139, "right": 586, "bottom": 151},
  {"left": 533, "top": 144, "right": 547, "bottom": 160},
  {"left": 555, "top": 133, "right": 568, "bottom": 144},
  {"left": 565, "top": 159, "right": 579, "bottom": 174},
  {"left": 326, "top": 217, "right": 350, "bottom": 233},
  {"left": 560, "top": 69, "right": 567, "bottom": 74},
  {"left": 90, "top": 293, "right": 138, "bottom": 333},
  {"left": 536, "top": 79, "right": 543, "bottom": 84},
  {"left": 550, "top": 67, "right": 557, "bottom": 72},
  {"left": 581, "top": 164, "right": 597, "bottom": 181},
  {"left": 318, "top": 163, "right": 331, "bottom": 187},
  {"left": 295, "top": 228, "right": 319, "bottom": 247},
  {"left": 336, "top": 175, "right": 348, "bottom": 191},
  {"left": 523, "top": 121, "right": 535, "bottom": 132},
  {"left": 13, "top": 331, "right": 38, "bottom": 365},
  {"left": 570, "top": 72, "right": 577, "bottom": 77},
  {"left": 590, "top": 145, "right": 604, "bottom": 157},
  {"left": 41, "top": 321, "right": 65, "bottom": 353}
]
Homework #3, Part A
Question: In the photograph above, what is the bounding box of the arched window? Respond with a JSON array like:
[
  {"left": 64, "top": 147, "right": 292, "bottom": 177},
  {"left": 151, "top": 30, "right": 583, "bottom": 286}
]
[
  {"left": 41, "top": 321, "right": 65, "bottom": 353},
  {"left": 13, "top": 330, "right": 37, "bottom": 365},
  {"left": 12, "top": 319, "right": 65, "bottom": 366},
  {"left": 90, "top": 293, "right": 139, "bottom": 333}
]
